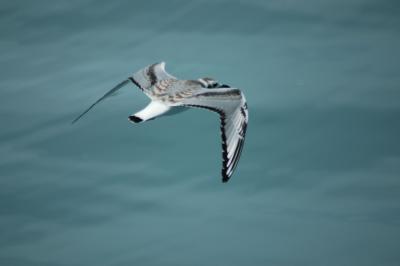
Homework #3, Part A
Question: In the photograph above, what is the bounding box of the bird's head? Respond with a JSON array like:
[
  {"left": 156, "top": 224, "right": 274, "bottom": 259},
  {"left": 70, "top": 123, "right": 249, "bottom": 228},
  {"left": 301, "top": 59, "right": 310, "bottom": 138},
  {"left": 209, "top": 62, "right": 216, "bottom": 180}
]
[{"left": 198, "top": 77, "right": 219, "bottom": 88}]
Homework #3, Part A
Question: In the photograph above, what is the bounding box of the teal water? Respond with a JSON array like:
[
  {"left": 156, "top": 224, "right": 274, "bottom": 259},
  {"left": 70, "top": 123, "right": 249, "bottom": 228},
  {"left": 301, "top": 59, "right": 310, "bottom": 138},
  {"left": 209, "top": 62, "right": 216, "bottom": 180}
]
[{"left": 1, "top": 1, "right": 400, "bottom": 265}]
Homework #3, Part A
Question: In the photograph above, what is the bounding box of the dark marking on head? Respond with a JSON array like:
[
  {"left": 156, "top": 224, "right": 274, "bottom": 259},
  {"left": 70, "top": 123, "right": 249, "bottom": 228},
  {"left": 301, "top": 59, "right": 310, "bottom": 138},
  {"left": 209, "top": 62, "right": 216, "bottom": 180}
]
[
  {"left": 218, "top": 84, "right": 231, "bottom": 88},
  {"left": 198, "top": 77, "right": 220, "bottom": 88}
]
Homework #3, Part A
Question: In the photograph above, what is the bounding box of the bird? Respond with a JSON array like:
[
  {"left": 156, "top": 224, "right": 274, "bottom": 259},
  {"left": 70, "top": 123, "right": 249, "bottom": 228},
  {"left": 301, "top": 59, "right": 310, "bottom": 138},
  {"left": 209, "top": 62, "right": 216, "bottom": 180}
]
[{"left": 72, "top": 62, "right": 248, "bottom": 182}]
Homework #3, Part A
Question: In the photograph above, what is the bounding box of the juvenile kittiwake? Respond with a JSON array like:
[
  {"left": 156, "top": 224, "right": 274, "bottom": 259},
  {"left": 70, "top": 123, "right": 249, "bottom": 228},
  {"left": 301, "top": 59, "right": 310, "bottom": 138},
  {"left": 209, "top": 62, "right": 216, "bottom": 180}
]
[{"left": 72, "top": 62, "right": 248, "bottom": 182}]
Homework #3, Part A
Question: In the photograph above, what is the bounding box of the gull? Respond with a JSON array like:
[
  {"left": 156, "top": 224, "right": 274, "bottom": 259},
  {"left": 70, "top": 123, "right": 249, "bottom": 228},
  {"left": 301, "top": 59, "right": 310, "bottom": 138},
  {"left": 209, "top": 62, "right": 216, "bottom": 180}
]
[{"left": 72, "top": 62, "right": 248, "bottom": 182}]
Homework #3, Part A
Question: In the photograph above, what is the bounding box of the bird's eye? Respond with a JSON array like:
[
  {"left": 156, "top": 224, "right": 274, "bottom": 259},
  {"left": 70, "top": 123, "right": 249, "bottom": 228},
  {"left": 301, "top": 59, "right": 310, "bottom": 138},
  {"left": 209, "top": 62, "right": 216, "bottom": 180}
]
[{"left": 208, "top": 82, "right": 218, "bottom": 88}]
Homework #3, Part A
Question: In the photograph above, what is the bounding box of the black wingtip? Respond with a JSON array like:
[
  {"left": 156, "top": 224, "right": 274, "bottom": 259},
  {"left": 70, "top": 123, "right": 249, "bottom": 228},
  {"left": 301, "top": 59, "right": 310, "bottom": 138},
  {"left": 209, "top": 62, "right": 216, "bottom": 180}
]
[
  {"left": 129, "top": 115, "right": 143, "bottom": 123},
  {"left": 71, "top": 116, "right": 82, "bottom": 125},
  {"left": 222, "top": 172, "right": 230, "bottom": 183}
]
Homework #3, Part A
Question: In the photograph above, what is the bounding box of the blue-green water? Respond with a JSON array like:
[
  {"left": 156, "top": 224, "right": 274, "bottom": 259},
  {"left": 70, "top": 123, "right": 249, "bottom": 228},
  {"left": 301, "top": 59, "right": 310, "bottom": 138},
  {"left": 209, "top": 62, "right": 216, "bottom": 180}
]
[{"left": 1, "top": 1, "right": 400, "bottom": 265}]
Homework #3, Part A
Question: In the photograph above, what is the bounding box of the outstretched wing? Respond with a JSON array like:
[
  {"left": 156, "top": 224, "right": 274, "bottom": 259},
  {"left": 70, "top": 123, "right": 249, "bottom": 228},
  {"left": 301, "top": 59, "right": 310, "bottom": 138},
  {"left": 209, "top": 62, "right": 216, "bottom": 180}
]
[
  {"left": 130, "top": 61, "right": 177, "bottom": 95},
  {"left": 182, "top": 87, "right": 248, "bottom": 182},
  {"left": 72, "top": 62, "right": 176, "bottom": 124},
  {"left": 71, "top": 79, "right": 131, "bottom": 124}
]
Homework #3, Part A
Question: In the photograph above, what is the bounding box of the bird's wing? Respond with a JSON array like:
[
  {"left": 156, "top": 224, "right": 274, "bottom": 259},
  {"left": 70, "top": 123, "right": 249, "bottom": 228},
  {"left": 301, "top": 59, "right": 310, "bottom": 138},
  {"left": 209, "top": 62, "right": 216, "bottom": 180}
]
[
  {"left": 130, "top": 62, "right": 177, "bottom": 95},
  {"left": 72, "top": 62, "right": 176, "bottom": 124},
  {"left": 71, "top": 79, "right": 131, "bottom": 124},
  {"left": 181, "top": 87, "right": 248, "bottom": 182}
]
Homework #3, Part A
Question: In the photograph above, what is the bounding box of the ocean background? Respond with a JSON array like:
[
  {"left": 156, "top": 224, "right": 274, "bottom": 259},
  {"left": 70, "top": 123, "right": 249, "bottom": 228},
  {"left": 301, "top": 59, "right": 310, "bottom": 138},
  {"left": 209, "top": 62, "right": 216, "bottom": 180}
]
[{"left": 1, "top": 0, "right": 400, "bottom": 265}]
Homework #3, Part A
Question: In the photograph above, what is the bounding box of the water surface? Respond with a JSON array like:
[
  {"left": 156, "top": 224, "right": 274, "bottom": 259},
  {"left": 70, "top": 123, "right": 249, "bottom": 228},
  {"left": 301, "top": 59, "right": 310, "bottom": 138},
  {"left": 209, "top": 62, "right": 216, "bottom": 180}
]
[{"left": 1, "top": 1, "right": 400, "bottom": 265}]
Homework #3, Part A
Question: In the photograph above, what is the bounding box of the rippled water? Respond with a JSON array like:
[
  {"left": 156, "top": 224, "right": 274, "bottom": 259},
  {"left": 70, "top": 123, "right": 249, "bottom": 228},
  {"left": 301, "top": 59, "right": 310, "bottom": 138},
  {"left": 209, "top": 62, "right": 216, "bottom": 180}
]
[{"left": 1, "top": 1, "right": 400, "bottom": 265}]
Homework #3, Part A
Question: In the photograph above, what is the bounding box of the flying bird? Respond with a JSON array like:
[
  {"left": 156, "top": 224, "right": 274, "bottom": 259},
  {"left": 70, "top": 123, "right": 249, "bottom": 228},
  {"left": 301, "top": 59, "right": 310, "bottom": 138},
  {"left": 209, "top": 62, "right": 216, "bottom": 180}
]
[{"left": 72, "top": 62, "right": 248, "bottom": 182}]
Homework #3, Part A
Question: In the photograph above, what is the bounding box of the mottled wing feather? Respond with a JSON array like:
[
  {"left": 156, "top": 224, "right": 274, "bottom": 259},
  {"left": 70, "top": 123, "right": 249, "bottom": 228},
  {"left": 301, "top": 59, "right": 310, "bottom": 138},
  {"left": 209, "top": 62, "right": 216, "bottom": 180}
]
[
  {"left": 182, "top": 88, "right": 248, "bottom": 182},
  {"left": 130, "top": 62, "right": 176, "bottom": 95}
]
